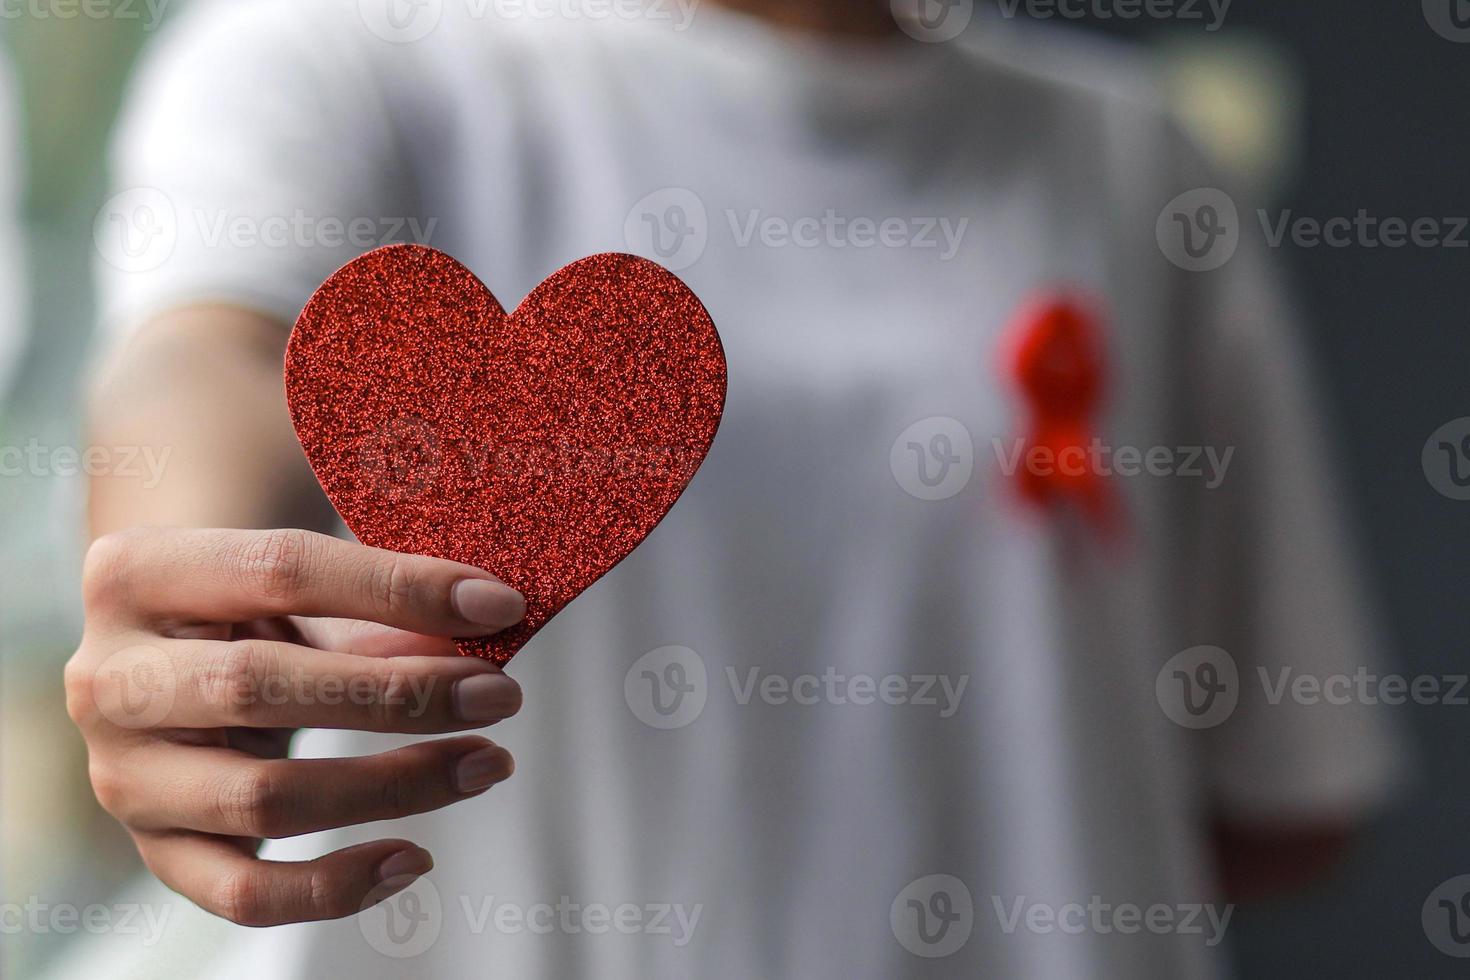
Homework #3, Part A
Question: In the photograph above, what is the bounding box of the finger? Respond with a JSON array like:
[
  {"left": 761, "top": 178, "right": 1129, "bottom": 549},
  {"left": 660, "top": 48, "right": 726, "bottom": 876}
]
[
  {"left": 290, "top": 617, "right": 460, "bottom": 659},
  {"left": 135, "top": 832, "right": 433, "bottom": 927},
  {"left": 139, "top": 637, "right": 522, "bottom": 732},
  {"left": 85, "top": 527, "right": 524, "bottom": 635},
  {"left": 116, "top": 736, "right": 513, "bottom": 838}
]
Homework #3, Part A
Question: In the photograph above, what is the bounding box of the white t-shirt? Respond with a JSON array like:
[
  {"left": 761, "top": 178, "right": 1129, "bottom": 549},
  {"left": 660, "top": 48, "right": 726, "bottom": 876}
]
[{"left": 81, "top": 2, "right": 1404, "bottom": 978}]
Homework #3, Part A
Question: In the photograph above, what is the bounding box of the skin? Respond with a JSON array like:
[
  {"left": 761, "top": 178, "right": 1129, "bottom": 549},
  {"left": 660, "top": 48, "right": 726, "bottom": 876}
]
[
  {"left": 73, "top": 308, "right": 533, "bottom": 925},
  {"left": 69, "top": 0, "right": 1354, "bottom": 930}
]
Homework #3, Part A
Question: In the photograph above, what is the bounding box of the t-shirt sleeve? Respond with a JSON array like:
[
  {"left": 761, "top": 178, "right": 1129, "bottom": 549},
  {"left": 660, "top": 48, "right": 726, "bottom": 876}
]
[
  {"left": 95, "top": 0, "right": 415, "bottom": 342},
  {"left": 1168, "top": 151, "right": 1412, "bottom": 822}
]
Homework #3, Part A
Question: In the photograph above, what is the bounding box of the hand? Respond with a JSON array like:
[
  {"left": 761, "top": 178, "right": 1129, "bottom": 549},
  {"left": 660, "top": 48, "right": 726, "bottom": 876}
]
[{"left": 65, "top": 527, "right": 527, "bottom": 927}]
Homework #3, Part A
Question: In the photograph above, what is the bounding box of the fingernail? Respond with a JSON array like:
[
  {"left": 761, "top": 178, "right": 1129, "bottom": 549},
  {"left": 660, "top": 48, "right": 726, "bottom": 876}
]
[
  {"left": 454, "top": 673, "right": 521, "bottom": 722},
  {"left": 376, "top": 846, "right": 433, "bottom": 885},
  {"left": 455, "top": 745, "right": 514, "bottom": 793},
  {"left": 451, "top": 578, "right": 525, "bottom": 630}
]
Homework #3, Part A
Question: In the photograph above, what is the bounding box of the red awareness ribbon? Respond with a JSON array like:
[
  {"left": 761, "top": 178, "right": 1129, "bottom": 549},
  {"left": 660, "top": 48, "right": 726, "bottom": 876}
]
[{"left": 1001, "top": 293, "right": 1125, "bottom": 541}]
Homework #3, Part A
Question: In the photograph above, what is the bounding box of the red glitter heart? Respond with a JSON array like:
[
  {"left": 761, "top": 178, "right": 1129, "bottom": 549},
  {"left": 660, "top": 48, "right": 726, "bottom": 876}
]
[{"left": 285, "top": 245, "right": 726, "bottom": 666}]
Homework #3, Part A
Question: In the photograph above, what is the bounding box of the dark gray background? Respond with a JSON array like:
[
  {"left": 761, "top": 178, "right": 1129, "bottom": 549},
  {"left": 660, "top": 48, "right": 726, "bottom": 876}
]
[{"left": 1051, "top": 0, "right": 1470, "bottom": 974}]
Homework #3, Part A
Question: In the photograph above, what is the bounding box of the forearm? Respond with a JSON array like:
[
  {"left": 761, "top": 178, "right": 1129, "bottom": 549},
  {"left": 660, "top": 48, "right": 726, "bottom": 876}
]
[{"left": 86, "top": 305, "right": 335, "bottom": 537}]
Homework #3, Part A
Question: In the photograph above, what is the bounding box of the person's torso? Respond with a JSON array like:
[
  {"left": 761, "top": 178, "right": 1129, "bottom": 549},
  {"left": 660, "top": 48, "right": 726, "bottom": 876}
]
[{"left": 260, "top": 10, "right": 1224, "bottom": 979}]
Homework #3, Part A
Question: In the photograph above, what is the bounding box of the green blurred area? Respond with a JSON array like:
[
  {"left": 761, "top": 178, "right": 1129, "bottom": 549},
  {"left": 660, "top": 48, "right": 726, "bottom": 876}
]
[
  {"left": 11, "top": 10, "right": 144, "bottom": 215},
  {"left": 2, "top": 5, "right": 184, "bottom": 978}
]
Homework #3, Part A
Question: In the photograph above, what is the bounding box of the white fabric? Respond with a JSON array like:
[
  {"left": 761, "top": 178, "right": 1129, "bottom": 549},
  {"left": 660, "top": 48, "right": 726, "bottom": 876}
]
[{"left": 81, "top": 3, "right": 1405, "bottom": 978}]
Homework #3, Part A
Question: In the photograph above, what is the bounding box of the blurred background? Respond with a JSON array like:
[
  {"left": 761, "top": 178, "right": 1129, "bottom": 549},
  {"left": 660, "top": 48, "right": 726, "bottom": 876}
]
[{"left": 1, "top": 0, "right": 1468, "bottom": 975}]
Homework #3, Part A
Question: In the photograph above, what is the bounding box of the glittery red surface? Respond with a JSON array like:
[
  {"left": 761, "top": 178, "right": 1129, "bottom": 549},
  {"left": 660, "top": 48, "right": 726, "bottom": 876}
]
[{"left": 285, "top": 245, "right": 726, "bottom": 665}]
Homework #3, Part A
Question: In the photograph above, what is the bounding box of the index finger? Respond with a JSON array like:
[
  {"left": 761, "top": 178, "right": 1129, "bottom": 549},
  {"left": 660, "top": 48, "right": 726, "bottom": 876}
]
[{"left": 85, "top": 527, "right": 523, "bottom": 636}]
